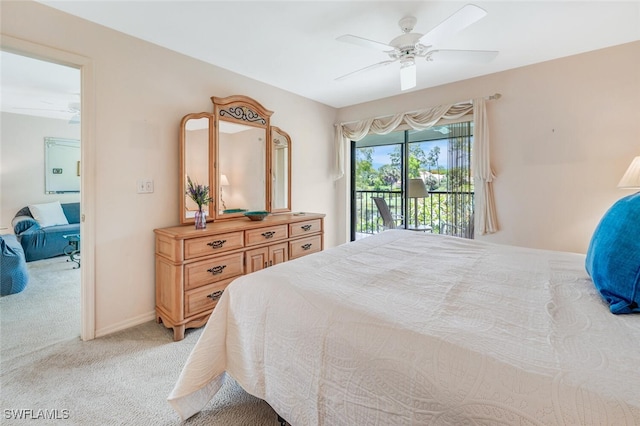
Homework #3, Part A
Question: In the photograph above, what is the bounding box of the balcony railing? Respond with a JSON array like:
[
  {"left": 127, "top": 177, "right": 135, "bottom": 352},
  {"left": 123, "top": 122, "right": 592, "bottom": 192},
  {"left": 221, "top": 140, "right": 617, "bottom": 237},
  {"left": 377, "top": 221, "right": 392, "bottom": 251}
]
[{"left": 355, "top": 190, "right": 474, "bottom": 238}]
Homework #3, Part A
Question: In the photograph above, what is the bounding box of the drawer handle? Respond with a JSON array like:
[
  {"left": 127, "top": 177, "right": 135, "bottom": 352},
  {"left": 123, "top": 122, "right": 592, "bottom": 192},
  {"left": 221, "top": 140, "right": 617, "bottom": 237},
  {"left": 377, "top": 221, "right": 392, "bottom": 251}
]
[
  {"left": 207, "top": 290, "right": 224, "bottom": 301},
  {"left": 261, "top": 231, "right": 275, "bottom": 239},
  {"left": 207, "top": 265, "right": 227, "bottom": 275},
  {"left": 301, "top": 243, "right": 312, "bottom": 251},
  {"left": 301, "top": 225, "right": 312, "bottom": 231},
  {"left": 207, "top": 239, "right": 226, "bottom": 249}
]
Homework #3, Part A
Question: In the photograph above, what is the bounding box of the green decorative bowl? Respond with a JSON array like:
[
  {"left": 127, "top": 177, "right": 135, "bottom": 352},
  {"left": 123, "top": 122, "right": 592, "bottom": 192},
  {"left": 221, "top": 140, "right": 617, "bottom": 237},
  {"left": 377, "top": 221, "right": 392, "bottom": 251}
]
[{"left": 244, "top": 211, "right": 269, "bottom": 221}]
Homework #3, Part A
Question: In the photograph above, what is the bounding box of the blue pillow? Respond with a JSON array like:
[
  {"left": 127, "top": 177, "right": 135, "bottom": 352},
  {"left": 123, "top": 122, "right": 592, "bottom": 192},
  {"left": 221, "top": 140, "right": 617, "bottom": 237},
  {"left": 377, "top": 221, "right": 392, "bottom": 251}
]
[
  {"left": 61, "top": 203, "right": 80, "bottom": 224},
  {"left": 585, "top": 192, "right": 640, "bottom": 314}
]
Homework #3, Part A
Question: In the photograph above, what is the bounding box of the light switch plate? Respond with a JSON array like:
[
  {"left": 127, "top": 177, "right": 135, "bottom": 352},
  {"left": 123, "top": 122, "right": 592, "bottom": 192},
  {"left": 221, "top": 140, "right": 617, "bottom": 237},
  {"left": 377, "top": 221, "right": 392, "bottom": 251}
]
[{"left": 137, "top": 179, "right": 154, "bottom": 194}]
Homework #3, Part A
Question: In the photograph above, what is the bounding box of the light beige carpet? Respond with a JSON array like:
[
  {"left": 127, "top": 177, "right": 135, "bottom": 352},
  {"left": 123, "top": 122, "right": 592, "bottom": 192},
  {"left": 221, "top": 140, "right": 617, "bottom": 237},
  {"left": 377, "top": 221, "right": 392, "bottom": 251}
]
[
  {"left": 1, "top": 256, "right": 81, "bottom": 361},
  {"left": 0, "top": 256, "right": 281, "bottom": 425}
]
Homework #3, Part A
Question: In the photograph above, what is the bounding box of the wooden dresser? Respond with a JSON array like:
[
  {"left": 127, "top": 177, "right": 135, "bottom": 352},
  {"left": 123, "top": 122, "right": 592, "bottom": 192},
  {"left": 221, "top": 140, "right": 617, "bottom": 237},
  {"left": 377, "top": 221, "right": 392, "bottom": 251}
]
[{"left": 154, "top": 213, "right": 324, "bottom": 340}]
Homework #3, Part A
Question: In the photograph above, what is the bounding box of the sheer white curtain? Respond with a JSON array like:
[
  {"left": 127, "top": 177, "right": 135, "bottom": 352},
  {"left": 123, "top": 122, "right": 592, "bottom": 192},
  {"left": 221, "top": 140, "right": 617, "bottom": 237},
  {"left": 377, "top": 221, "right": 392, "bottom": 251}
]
[
  {"left": 335, "top": 98, "right": 499, "bottom": 235},
  {"left": 472, "top": 98, "right": 498, "bottom": 235}
]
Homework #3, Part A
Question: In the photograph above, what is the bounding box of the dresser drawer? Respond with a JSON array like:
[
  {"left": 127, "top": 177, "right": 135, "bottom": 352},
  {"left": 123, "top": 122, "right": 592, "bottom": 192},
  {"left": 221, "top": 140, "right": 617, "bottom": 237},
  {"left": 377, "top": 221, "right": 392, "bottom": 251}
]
[
  {"left": 184, "top": 231, "right": 244, "bottom": 260},
  {"left": 245, "top": 224, "right": 288, "bottom": 246},
  {"left": 155, "top": 213, "right": 324, "bottom": 341},
  {"left": 289, "top": 235, "right": 322, "bottom": 259},
  {"left": 289, "top": 219, "right": 322, "bottom": 237},
  {"left": 184, "top": 252, "right": 244, "bottom": 290},
  {"left": 184, "top": 277, "right": 234, "bottom": 317}
]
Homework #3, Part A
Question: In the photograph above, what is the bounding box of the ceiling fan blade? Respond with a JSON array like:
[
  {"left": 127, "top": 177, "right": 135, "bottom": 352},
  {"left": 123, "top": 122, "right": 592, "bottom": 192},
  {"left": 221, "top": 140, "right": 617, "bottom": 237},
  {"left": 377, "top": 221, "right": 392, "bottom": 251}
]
[
  {"left": 336, "top": 34, "right": 394, "bottom": 52},
  {"left": 429, "top": 49, "right": 498, "bottom": 63},
  {"left": 335, "top": 59, "right": 397, "bottom": 81},
  {"left": 420, "top": 4, "right": 487, "bottom": 47},
  {"left": 400, "top": 60, "right": 416, "bottom": 91},
  {"left": 13, "top": 107, "right": 71, "bottom": 112}
]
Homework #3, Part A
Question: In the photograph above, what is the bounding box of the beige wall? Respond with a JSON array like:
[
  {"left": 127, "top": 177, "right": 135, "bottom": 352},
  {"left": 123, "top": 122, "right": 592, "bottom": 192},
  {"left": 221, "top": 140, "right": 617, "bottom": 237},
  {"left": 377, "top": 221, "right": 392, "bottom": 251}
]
[
  {"left": 336, "top": 41, "right": 640, "bottom": 254},
  {"left": 1, "top": 1, "right": 337, "bottom": 337},
  {"left": 1, "top": 112, "right": 81, "bottom": 229}
]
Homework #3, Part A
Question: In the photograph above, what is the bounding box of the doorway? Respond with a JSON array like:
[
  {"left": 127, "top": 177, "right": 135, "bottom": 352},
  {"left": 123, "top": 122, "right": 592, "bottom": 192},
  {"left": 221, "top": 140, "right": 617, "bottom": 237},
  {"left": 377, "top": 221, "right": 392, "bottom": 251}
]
[{"left": 1, "top": 36, "right": 95, "bottom": 341}]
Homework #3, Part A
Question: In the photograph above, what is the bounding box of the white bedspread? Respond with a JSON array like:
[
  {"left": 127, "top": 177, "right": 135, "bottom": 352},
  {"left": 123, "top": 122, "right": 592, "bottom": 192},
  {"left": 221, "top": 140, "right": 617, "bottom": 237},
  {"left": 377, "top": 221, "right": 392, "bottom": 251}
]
[{"left": 168, "top": 230, "right": 640, "bottom": 425}]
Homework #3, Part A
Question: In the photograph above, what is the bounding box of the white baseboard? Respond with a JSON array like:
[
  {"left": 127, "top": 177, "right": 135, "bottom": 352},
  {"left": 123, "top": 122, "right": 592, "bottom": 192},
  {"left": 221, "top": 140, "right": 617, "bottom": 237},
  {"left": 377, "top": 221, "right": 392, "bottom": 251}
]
[{"left": 95, "top": 310, "right": 156, "bottom": 338}]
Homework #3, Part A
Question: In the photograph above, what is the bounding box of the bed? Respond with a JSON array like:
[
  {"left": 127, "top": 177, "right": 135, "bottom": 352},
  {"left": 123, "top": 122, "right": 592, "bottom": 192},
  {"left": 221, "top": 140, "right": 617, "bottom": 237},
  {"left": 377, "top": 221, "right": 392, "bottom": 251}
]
[{"left": 168, "top": 229, "right": 640, "bottom": 425}]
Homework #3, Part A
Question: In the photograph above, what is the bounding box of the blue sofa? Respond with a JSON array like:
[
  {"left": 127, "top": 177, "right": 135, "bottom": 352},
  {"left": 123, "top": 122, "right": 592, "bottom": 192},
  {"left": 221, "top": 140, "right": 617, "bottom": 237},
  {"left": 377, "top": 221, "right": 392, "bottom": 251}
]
[
  {"left": 1, "top": 234, "right": 29, "bottom": 295},
  {"left": 12, "top": 202, "right": 80, "bottom": 262}
]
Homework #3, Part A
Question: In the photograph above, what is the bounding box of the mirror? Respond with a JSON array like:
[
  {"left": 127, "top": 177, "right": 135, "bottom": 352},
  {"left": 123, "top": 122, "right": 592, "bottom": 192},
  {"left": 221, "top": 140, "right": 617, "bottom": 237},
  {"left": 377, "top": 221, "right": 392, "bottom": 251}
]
[
  {"left": 180, "top": 113, "right": 213, "bottom": 224},
  {"left": 217, "top": 121, "right": 267, "bottom": 216},
  {"left": 271, "top": 127, "right": 291, "bottom": 212},
  {"left": 45, "top": 137, "right": 80, "bottom": 194},
  {"left": 179, "top": 95, "right": 292, "bottom": 224},
  {"left": 212, "top": 95, "right": 272, "bottom": 220}
]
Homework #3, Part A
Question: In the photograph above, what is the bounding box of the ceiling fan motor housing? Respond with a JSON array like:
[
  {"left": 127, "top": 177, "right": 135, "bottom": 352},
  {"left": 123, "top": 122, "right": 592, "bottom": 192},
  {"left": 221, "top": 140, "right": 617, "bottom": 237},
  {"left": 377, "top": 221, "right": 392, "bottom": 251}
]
[{"left": 388, "top": 32, "right": 427, "bottom": 60}]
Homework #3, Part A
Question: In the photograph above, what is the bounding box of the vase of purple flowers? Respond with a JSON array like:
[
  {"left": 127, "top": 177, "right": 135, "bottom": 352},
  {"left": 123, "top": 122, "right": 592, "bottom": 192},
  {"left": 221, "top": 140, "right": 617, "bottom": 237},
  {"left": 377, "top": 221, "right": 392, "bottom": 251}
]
[
  {"left": 194, "top": 210, "right": 207, "bottom": 230},
  {"left": 186, "top": 176, "right": 213, "bottom": 229}
]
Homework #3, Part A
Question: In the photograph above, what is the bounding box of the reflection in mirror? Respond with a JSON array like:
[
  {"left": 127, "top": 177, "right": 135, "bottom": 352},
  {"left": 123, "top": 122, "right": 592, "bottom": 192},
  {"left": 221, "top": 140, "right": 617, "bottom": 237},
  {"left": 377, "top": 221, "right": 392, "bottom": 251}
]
[
  {"left": 212, "top": 95, "right": 273, "bottom": 220},
  {"left": 271, "top": 127, "right": 291, "bottom": 212},
  {"left": 45, "top": 137, "right": 80, "bottom": 194},
  {"left": 180, "top": 114, "right": 212, "bottom": 224},
  {"left": 218, "top": 121, "right": 266, "bottom": 215}
]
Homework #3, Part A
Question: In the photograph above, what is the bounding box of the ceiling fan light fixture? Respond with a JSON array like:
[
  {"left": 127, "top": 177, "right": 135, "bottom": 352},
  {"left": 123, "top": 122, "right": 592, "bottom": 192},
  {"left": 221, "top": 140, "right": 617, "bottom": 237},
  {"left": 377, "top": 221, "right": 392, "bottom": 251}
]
[{"left": 400, "top": 58, "right": 416, "bottom": 91}]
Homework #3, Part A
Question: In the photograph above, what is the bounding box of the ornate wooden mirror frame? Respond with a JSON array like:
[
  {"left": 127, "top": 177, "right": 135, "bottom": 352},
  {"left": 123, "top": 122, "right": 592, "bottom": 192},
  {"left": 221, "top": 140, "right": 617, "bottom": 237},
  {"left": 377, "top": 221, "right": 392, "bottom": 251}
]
[
  {"left": 179, "top": 113, "right": 214, "bottom": 225},
  {"left": 179, "top": 95, "right": 292, "bottom": 225},
  {"left": 270, "top": 126, "right": 291, "bottom": 213}
]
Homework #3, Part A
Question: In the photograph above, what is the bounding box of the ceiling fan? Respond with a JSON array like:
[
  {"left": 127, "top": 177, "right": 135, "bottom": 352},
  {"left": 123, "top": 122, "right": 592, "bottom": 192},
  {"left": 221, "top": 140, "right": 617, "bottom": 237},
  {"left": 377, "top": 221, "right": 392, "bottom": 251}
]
[
  {"left": 13, "top": 100, "right": 81, "bottom": 124},
  {"left": 335, "top": 4, "right": 498, "bottom": 90}
]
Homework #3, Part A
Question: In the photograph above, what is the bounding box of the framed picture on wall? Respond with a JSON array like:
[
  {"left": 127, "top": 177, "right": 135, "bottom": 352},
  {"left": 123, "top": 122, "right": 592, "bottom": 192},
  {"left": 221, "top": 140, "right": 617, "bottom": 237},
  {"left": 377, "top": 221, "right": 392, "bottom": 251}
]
[{"left": 44, "top": 137, "right": 80, "bottom": 193}]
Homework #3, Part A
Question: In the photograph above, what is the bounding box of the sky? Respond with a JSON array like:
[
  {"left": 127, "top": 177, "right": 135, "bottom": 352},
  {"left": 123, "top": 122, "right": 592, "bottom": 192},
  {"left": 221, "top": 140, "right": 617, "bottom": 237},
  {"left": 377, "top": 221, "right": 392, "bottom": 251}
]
[{"left": 369, "top": 140, "right": 449, "bottom": 170}]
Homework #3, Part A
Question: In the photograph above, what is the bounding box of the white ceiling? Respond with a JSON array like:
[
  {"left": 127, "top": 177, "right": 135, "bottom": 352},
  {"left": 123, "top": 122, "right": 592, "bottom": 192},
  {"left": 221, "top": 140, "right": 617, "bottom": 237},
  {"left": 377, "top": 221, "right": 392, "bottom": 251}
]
[
  {"left": 1, "top": 51, "right": 81, "bottom": 121},
  {"left": 3, "top": 1, "right": 639, "bottom": 120}
]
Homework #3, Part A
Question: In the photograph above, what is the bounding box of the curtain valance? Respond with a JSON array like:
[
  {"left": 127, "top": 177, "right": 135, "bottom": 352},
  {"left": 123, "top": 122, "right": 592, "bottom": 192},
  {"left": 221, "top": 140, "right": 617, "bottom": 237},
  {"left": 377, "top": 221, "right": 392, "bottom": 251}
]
[{"left": 335, "top": 96, "right": 499, "bottom": 235}]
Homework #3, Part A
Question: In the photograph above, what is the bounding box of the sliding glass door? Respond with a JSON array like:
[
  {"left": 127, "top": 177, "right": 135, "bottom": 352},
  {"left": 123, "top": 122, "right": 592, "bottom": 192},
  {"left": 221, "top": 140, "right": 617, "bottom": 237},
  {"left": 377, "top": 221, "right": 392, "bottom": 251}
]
[
  {"left": 352, "top": 138, "right": 403, "bottom": 238},
  {"left": 351, "top": 123, "right": 474, "bottom": 241}
]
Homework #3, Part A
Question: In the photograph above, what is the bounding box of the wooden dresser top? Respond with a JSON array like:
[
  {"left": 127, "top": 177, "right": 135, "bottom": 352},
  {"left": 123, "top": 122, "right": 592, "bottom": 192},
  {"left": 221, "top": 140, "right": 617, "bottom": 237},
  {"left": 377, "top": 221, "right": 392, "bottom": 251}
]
[{"left": 154, "top": 212, "right": 325, "bottom": 240}]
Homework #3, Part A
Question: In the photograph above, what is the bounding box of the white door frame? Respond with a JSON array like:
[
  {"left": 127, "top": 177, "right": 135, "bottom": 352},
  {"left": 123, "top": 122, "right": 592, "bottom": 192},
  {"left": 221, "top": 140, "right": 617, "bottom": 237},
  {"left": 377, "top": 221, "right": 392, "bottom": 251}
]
[{"left": 1, "top": 34, "right": 96, "bottom": 340}]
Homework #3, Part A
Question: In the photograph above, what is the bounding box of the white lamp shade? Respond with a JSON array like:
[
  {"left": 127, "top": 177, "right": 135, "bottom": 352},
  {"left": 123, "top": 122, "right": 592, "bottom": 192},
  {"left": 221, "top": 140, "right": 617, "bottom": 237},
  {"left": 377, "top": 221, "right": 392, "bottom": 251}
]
[
  {"left": 408, "top": 178, "right": 429, "bottom": 198},
  {"left": 220, "top": 174, "right": 230, "bottom": 186},
  {"left": 618, "top": 156, "right": 640, "bottom": 188}
]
